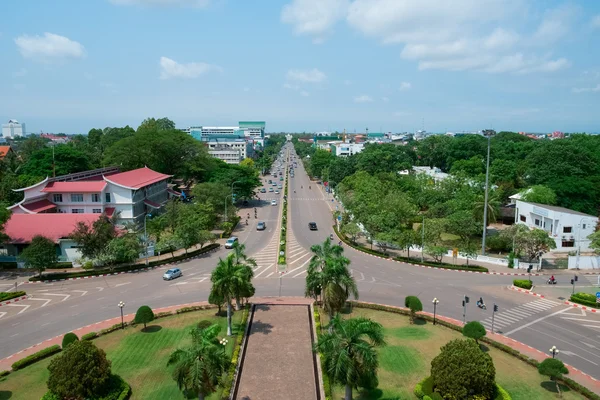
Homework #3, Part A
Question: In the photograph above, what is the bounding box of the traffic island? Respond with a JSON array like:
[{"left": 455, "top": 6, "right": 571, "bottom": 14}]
[{"left": 277, "top": 159, "right": 290, "bottom": 272}]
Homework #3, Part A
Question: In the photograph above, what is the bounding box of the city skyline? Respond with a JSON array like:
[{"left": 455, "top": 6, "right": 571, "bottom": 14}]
[{"left": 1, "top": 0, "right": 599, "bottom": 134}]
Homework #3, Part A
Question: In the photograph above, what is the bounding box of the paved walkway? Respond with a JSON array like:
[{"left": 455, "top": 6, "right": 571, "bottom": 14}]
[{"left": 235, "top": 300, "right": 319, "bottom": 400}]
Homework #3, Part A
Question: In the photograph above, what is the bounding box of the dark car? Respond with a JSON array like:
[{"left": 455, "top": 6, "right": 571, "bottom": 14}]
[
  {"left": 308, "top": 222, "right": 318, "bottom": 230},
  {"left": 257, "top": 222, "right": 266, "bottom": 231}
]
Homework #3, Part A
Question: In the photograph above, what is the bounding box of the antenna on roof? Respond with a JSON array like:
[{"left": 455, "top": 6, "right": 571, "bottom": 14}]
[{"left": 52, "top": 143, "right": 56, "bottom": 178}]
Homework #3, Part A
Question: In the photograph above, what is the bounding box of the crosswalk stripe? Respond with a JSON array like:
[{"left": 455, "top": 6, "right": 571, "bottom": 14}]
[
  {"left": 522, "top": 303, "right": 551, "bottom": 311},
  {"left": 293, "top": 270, "right": 307, "bottom": 278},
  {"left": 254, "top": 265, "right": 273, "bottom": 278},
  {"left": 494, "top": 314, "right": 520, "bottom": 323},
  {"left": 505, "top": 309, "right": 533, "bottom": 318}
]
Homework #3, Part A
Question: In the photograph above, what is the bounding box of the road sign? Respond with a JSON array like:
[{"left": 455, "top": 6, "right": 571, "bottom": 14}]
[
  {"left": 337, "top": 215, "right": 342, "bottom": 221},
  {"left": 596, "top": 292, "right": 600, "bottom": 304}
]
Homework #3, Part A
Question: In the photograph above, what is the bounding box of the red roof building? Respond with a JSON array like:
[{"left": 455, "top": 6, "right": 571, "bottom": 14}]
[
  {"left": 0, "top": 146, "right": 12, "bottom": 159},
  {"left": 4, "top": 213, "right": 102, "bottom": 244},
  {"left": 104, "top": 167, "right": 172, "bottom": 189}
]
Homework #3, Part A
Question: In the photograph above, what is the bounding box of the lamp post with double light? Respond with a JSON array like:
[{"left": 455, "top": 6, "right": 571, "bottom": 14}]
[
  {"left": 549, "top": 345, "right": 559, "bottom": 359},
  {"left": 220, "top": 338, "right": 228, "bottom": 358},
  {"left": 432, "top": 298, "right": 439, "bottom": 325},
  {"left": 118, "top": 301, "right": 125, "bottom": 329}
]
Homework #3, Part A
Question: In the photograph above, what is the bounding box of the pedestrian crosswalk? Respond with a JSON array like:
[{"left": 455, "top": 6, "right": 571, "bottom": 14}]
[
  {"left": 480, "top": 298, "right": 560, "bottom": 332},
  {"left": 291, "top": 197, "right": 329, "bottom": 201}
]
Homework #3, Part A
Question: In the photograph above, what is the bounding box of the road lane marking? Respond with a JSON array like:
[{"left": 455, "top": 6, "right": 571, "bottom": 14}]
[
  {"left": 43, "top": 293, "right": 71, "bottom": 301},
  {"left": 6, "top": 304, "right": 30, "bottom": 314},
  {"left": 72, "top": 290, "right": 87, "bottom": 297},
  {"left": 96, "top": 287, "right": 104, "bottom": 292},
  {"left": 266, "top": 272, "right": 274, "bottom": 278},
  {"left": 504, "top": 307, "right": 573, "bottom": 335},
  {"left": 114, "top": 282, "right": 131, "bottom": 288},
  {"left": 28, "top": 298, "right": 52, "bottom": 307},
  {"left": 293, "top": 270, "right": 307, "bottom": 278},
  {"left": 0, "top": 312, "right": 6, "bottom": 319},
  {"left": 283, "top": 258, "right": 311, "bottom": 277},
  {"left": 254, "top": 264, "right": 273, "bottom": 278}
]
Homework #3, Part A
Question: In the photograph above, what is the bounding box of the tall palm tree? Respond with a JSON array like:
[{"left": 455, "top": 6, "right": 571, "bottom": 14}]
[
  {"left": 231, "top": 242, "right": 256, "bottom": 310},
  {"left": 167, "top": 324, "right": 227, "bottom": 400},
  {"left": 306, "top": 237, "right": 345, "bottom": 301},
  {"left": 211, "top": 255, "right": 249, "bottom": 335},
  {"left": 316, "top": 315, "right": 386, "bottom": 400}
]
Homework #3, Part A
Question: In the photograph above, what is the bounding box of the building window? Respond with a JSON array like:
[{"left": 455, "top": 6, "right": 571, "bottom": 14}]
[
  {"left": 71, "top": 194, "right": 83, "bottom": 202},
  {"left": 534, "top": 219, "right": 541, "bottom": 226},
  {"left": 53, "top": 194, "right": 63, "bottom": 202},
  {"left": 583, "top": 224, "right": 586, "bottom": 229},
  {"left": 92, "top": 193, "right": 101, "bottom": 202},
  {"left": 561, "top": 240, "right": 575, "bottom": 248},
  {"left": 105, "top": 193, "right": 111, "bottom": 203},
  {"left": 563, "top": 226, "right": 572, "bottom": 233},
  {"left": 71, "top": 209, "right": 84, "bottom": 214},
  {"left": 92, "top": 209, "right": 102, "bottom": 213},
  {"left": 520, "top": 215, "right": 526, "bottom": 222}
]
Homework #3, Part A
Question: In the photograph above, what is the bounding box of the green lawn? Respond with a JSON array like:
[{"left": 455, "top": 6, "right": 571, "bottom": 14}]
[
  {"left": 321, "top": 308, "right": 584, "bottom": 400},
  {"left": 0, "top": 308, "right": 244, "bottom": 400}
]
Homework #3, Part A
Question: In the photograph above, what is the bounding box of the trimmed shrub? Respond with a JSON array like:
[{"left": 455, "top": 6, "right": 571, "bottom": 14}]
[
  {"left": 100, "top": 323, "right": 126, "bottom": 336},
  {"left": 570, "top": 292, "right": 599, "bottom": 308},
  {"left": 0, "top": 291, "right": 26, "bottom": 302},
  {"left": 463, "top": 321, "right": 487, "bottom": 344},
  {"left": 134, "top": 305, "right": 154, "bottom": 329},
  {"left": 82, "top": 332, "right": 98, "bottom": 341},
  {"left": 538, "top": 357, "right": 568, "bottom": 395},
  {"left": 11, "top": 345, "right": 61, "bottom": 370},
  {"left": 431, "top": 339, "right": 496, "bottom": 400},
  {"left": 405, "top": 295, "right": 423, "bottom": 324},
  {"left": 61, "top": 332, "right": 79, "bottom": 348},
  {"left": 495, "top": 384, "right": 512, "bottom": 400},
  {"left": 0, "top": 370, "right": 10, "bottom": 377},
  {"left": 155, "top": 311, "right": 173, "bottom": 319},
  {"left": 513, "top": 279, "right": 533, "bottom": 290},
  {"left": 413, "top": 376, "right": 433, "bottom": 399},
  {"left": 43, "top": 374, "right": 130, "bottom": 400}
]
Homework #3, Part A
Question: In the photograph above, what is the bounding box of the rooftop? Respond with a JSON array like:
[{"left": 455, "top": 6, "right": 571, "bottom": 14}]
[
  {"left": 42, "top": 181, "right": 107, "bottom": 193},
  {"left": 518, "top": 201, "right": 598, "bottom": 218},
  {"left": 104, "top": 167, "right": 171, "bottom": 189},
  {"left": 4, "top": 213, "right": 102, "bottom": 244},
  {"left": 0, "top": 146, "right": 11, "bottom": 159}
]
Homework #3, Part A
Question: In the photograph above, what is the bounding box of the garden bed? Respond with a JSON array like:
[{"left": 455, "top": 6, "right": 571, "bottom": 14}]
[{"left": 0, "top": 291, "right": 26, "bottom": 302}]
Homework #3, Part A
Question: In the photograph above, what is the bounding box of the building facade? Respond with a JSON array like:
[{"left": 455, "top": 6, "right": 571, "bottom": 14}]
[
  {"left": 2, "top": 119, "right": 26, "bottom": 138},
  {"left": 330, "top": 142, "right": 364, "bottom": 157},
  {"left": 514, "top": 200, "right": 598, "bottom": 252}
]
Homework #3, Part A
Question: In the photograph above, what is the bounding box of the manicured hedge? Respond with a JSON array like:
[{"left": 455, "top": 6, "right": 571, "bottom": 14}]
[
  {"left": 570, "top": 292, "right": 599, "bottom": 308},
  {"left": 414, "top": 376, "right": 512, "bottom": 399},
  {"left": 81, "top": 332, "right": 98, "bottom": 341},
  {"left": 0, "top": 291, "right": 26, "bottom": 302},
  {"left": 313, "top": 308, "right": 333, "bottom": 400},
  {"left": 220, "top": 305, "right": 250, "bottom": 400},
  {"left": 41, "top": 374, "right": 130, "bottom": 400},
  {"left": 0, "top": 370, "right": 10, "bottom": 377},
  {"left": 513, "top": 279, "right": 533, "bottom": 290},
  {"left": 11, "top": 345, "right": 61, "bottom": 370},
  {"left": 29, "top": 243, "right": 220, "bottom": 282}
]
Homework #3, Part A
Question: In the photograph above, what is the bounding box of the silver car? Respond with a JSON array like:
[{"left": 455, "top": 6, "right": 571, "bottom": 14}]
[{"left": 163, "top": 268, "right": 182, "bottom": 280}]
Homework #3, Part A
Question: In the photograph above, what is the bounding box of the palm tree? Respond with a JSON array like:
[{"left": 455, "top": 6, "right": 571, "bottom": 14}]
[
  {"left": 211, "top": 255, "right": 250, "bottom": 335},
  {"left": 167, "top": 324, "right": 227, "bottom": 400},
  {"left": 316, "top": 315, "right": 386, "bottom": 400},
  {"left": 305, "top": 237, "right": 345, "bottom": 300},
  {"left": 231, "top": 242, "right": 256, "bottom": 310}
]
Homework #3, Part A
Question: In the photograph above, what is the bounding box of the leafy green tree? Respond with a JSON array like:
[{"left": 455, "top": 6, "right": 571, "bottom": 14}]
[
  {"left": 449, "top": 156, "right": 485, "bottom": 178},
  {"left": 424, "top": 245, "right": 448, "bottom": 264},
  {"left": 61, "top": 332, "right": 79, "bottom": 348},
  {"left": 355, "top": 143, "right": 415, "bottom": 175},
  {"left": 21, "top": 145, "right": 90, "bottom": 178},
  {"left": 462, "top": 321, "right": 487, "bottom": 344},
  {"left": 538, "top": 358, "right": 569, "bottom": 397},
  {"left": 588, "top": 230, "right": 600, "bottom": 254},
  {"left": 341, "top": 222, "right": 361, "bottom": 243},
  {"left": 404, "top": 296, "right": 423, "bottom": 324},
  {"left": 103, "top": 235, "right": 142, "bottom": 264},
  {"left": 47, "top": 340, "right": 112, "bottom": 399},
  {"left": 167, "top": 324, "right": 228, "bottom": 400},
  {"left": 431, "top": 339, "right": 496, "bottom": 400},
  {"left": 516, "top": 228, "right": 557, "bottom": 261},
  {"left": 18, "top": 135, "right": 49, "bottom": 162},
  {"left": 208, "top": 287, "right": 225, "bottom": 315},
  {"left": 308, "top": 149, "right": 334, "bottom": 178},
  {"left": 211, "top": 255, "right": 251, "bottom": 336},
  {"left": 206, "top": 162, "right": 261, "bottom": 200},
  {"left": 316, "top": 315, "right": 386, "bottom": 400},
  {"left": 521, "top": 185, "right": 557, "bottom": 205},
  {"left": 397, "top": 228, "right": 419, "bottom": 259},
  {"left": 230, "top": 242, "right": 256, "bottom": 310},
  {"left": 70, "top": 216, "right": 116, "bottom": 260},
  {"left": 20, "top": 235, "right": 58, "bottom": 276},
  {"left": 138, "top": 117, "right": 176, "bottom": 132},
  {"left": 134, "top": 305, "right": 155, "bottom": 330},
  {"left": 156, "top": 231, "right": 182, "bottom": 258},
  {"left": 0, "top": 205, "right": 10, "bottom": 243},
  {"left": 192, "top": 182, "right": 231, "bottom": 215}
]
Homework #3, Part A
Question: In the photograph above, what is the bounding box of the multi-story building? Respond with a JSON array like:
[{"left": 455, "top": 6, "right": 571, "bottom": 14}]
[
  {"left": 186, "top": 121, "right": 266, "bottom": 148},
  {"left": 205, "top": 137, "right": 249, "bottom": 164},
  {"left": 330, "top": 142, "right": 364, "bottom": 157},
  {"left": 2, "top": 119, "right": 26, "bottom": 138},
  {"left": 514, "top": 200, "right": 598, "bottom": 252}
]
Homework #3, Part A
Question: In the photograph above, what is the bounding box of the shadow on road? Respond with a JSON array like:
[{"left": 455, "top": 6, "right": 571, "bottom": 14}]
[{"left": 250, "top": 320, "right": 273, "bottom": 335}]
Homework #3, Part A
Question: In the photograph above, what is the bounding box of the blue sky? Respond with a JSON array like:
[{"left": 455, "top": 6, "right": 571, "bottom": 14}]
[{"left": 1, "top": 0, "right": 599, "bottom": 134}]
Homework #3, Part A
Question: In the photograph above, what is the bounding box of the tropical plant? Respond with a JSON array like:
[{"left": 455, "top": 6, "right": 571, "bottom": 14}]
[
  {"left": 211, "top": 255, "right": 251, "bottom": 336},
  {"left": 167, "top": 324, "right": 228, "bottom": 400},
  {"left": 538, "top": 358, "right": 569, "bottom": 397},
  {"left": 316, "top": 315, "right": 386, "bottom": 400},
  {"left": 230, "top": 242, "right": 256, "bottom": 310}
]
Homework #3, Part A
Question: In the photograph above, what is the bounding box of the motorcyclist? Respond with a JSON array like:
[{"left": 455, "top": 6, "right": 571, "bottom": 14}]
[
  {"left": 549, "top": 275, "right": 556, "bottom": 284},
  {"left": 309, "top": 185, "right": 311, "bottom": 189},
  {"left": 329, "top": 234, "right": 334, "bottom": 240},
  {"left": 477, "top": 297, "right": 484, "bottom": 307}
]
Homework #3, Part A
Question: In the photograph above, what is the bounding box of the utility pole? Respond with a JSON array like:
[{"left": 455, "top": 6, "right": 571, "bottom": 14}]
[
  {"left": 462, "top": 295, "right": 469, "bottom": 325},
  {"left": 421, "top": 216, "right": 425, "bottom": 262},
  {"left": 481, "top": 129, "right": 496, "bottom": 255}
]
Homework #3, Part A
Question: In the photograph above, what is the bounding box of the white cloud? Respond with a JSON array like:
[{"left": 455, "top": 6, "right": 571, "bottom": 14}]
[
  {"left": 592, "top": 15, "right": 600, "bottom": 29},
  {"left": 572, "top": 84, "right": 600, "bottom": 93},
  {"left": 109, "top": 0, "right": 209, "bottom": 7},
  {"left": 381, "top": 96, "right": 389, "bottom": 102},
  {"left": 286, "top": 68, "right": 326, "bottom": 82},
  {"left": 159, "top": 56, "right": 221, "bottom": 79},
  {"left": 354, "top": 95, "right": 373, "bottom": 103},
  {"left": 531, "top": 4, "right": 578, "bottom": 45},
  {"left": 399, "top": 82, "right": 411, "bottom": 91},
  {"left": 13, "top": 68, "right": 27, "bottom": 77},
  {"left": 300, "top": 90, "right": 310, "bottom": 97},
  {"left": 15, "top": 33, "right": 85, "bottom": 61},
  {"left": 281, "top": 0, "right": 349, "bottom": 42}
]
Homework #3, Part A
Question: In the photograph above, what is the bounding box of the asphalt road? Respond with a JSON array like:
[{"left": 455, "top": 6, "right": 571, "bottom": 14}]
[{"left": 1, "top": 143, "right": 599, "bottom": 380}]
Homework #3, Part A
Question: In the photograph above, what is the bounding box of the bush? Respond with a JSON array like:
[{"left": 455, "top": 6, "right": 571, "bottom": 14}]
[
  {"left": 83, "top": 261, "right": 94, "bottom": 270},
  {"left": 0, "top": 370, "right": 10, "bottom": 377},
  {"left": 414, "top": 376, "right": 433, "bottom": 399},
  {"left": 62, "top": 332, "right": 79, "bottom": 348},
  {"left": 513, "top": 279, "right": 533, "bottom": 290},
  {"left": 0, "top": 291, "right": 26, "bottom": 302},
  {"left": 155, "top": 311, "right": 173, "bottom": 319},
  {"left": 82, "top": 332, "right": 98, "bottom": 341},
  {"left": 405, "top": 295, "right": 423, "bottom": 324},
  {"left": 48, "top": 340, "right": 112, "bottom": 399},
  {"left": 11, "top": 345, "right": 61, "bottom": 370},
  {"left": 43, "top": 374, "right": 129, "bottom": 400},
  {"left": 220, "top": 305, "right": 250, "bottom": 400},
  {"left": 570, "top": 292, "right": 599, "bottom": 308},
  {"left": 100, "top": 323, "right": 126, "bottom": 336},
  {"left": 485, "top": 234, "right": 511, "bottom": 253},
  {"left": 495, "top": 384, "right": 512, "bottom": 400},
  {"left": 197, "top": 320, "right": 213, "bottom": 330},
  {"left": 134, "top": 305, "right": 154, "bottom": 329},
  {"left": 463, "top": 321, "right": 487, "bottom": 344},
  {"left": 431, "top": 339, "right": 496, "bottom": 400}
]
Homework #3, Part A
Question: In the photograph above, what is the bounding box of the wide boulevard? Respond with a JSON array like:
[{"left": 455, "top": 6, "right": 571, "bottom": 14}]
[{"left": 1, "top": 143, "right": 599, "bottom": 380}]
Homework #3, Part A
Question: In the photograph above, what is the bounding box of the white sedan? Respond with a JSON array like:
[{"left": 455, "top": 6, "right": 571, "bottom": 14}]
[{"left": 271, "top": 199, "right": 277, "bottom": 206}]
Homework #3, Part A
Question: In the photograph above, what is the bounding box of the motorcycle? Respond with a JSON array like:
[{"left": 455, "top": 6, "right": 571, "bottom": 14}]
[
  {"left": 547, "top": 278, "right": 557, "bottom": 285},
  {"left": 476, "top": 301, "right": 487, "bottom": 310}
]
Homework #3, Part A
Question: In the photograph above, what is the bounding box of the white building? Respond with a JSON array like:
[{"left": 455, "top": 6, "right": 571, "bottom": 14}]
[
  {"left": 206, "top": 138, "right": 249, "bottom": 164},
  {"left": 330, "top": 142, "right": 364, "bottom": 157},
  {"left": 2, "top": 119, "right": 26, "bottom": 138},
  {"left": 514, "top": 200, "right": 598, "bottom": 253}
]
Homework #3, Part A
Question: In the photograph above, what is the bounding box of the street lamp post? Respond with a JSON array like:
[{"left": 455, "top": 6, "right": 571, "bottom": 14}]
[
  {"left": 144, "top": 214, "right": 152, "bottom": 265},
  {"left": 462, "top": 295, "right": 470, "bottom": 325},
  {"left": 421, "top": 215, "right": 425, "bottom": 263},
  {"left": 118, "top": 301, "right": 125, "bottom": 329},
  {"left": 481, "top": 129, "right": 496, "bottom": 255},
  {"left": 224, "top": 194, "right": 232, "bottom": 222},
  {"left": 549, "top": 345, "right": 559, "bottom": 359},
  {"left": 432, "top": 298, "right": 439, "bottom": 325},
  {"left": 220, "top": 338, "right": 228, "bottom": 358}
]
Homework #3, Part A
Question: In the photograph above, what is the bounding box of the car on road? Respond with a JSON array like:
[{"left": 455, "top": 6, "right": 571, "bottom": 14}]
[
  {"left": 308, "top": 222, "right": 318, "bottom": 230},
  {"left": 278, "top": 185, "right": 282, "bottom": 189},
  {"left": 269, "top": 187, "right": 274, "bottom": 192},
  {"left": 271, "top": 199, "right": 277, "bottom": 206},
  {"left": 260, "top": 188, "right": 266, "bottom": 193},
  {"left": 279, "top": 177, "right": 284, "bottom": 181},
  {"left": 163, "top": 268, "right": 182, "bottom": 280},
  {"left": 257, "top": 221, "right": 266, "bottom": 230},
  {"left": 275, "top": 190, "right": 280, "bottom": 194},
  {"left": 272, "top": 182, "right": 277, "bottom": 186},
  {"left": 224, "top": 236, "right": 239, "bottom": 249}
]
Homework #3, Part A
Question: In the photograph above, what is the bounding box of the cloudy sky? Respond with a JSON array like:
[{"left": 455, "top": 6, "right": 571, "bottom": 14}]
[{"left": 1, "top": 0, "right": 599, "bottom": 134}]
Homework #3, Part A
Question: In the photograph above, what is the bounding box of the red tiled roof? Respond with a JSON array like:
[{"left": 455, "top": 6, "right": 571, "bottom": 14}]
[
  {"left": 41, "top": 181, "right": 107, "bottom": 193},
  {"left": 21, "top": 199, "right": 57, "bottom": 213},
  {"left": 144, "top": 199, "right": 162, "bottom": 209},
  {"left": 167, "top": 188, "right": 182, "bottom": 196},
  {"left": 0, "top": 146, "right": 11, "bottom": 159},
  {"left": 105, "top": 167, "right": 171, "bottom": 189},
  {"left": 104, "top": 207, "right": 115, "bottom": 217},
  {"left": 4, "top": 213, "right": 102, "bottom": 244}
]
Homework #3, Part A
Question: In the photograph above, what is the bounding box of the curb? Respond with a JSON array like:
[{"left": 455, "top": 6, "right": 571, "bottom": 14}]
[
  {"left": 0, "top": 295, "right": 29, "bottom": 306},
  {"left": 23, "top": 246, "right": 220, "bottom": 284},
  {"left": 507, "top": 285, "right": 545, "bottom": 298},
  {"left": 564, "top": 300, "right": 598, "bottom": 313}
]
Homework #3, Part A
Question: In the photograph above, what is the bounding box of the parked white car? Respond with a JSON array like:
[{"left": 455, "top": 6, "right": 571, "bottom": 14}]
[
  {"left": 163, "top": 268, "right": 182, "bottom": 280},
  {"left": 271, "top": 199, "right": 277, "bottom": 206}
]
